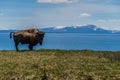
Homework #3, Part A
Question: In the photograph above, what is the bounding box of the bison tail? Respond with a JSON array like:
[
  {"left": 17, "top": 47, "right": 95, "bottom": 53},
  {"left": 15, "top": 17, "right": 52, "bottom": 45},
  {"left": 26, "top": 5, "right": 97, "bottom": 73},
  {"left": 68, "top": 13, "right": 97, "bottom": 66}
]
[{"left": 10, "top": 32, "right": 14, "bottom": 38}]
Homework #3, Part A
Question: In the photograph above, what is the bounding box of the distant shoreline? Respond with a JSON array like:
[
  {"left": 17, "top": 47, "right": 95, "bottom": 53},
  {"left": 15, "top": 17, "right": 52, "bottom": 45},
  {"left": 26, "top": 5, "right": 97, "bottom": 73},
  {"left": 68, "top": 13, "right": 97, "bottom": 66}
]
[
  {"left": 0, "top": 49, "right": 120, "bottom": 52},
  {"left": 1, "top": 31, "right": 120, "bottom": 34}
]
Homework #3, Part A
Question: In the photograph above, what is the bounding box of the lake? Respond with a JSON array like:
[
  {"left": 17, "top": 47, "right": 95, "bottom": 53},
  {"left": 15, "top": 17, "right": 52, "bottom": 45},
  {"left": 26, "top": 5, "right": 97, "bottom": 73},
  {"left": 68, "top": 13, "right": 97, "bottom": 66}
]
[{"left": 1, "top": 33, "right": 120, "bottom": 51}]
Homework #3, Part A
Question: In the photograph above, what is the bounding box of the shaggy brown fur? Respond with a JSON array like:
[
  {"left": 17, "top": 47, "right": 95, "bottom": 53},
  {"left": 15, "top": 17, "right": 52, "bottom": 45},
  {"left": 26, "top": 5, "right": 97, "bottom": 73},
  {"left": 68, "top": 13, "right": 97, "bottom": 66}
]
[
  {"left": 10, "top": 28, "right": 45, "bottom": 51},
  {"left": 10, "top": 28, "right": 39, "bottom": 38},
  {"left": 18, "top": 28, "right": 39, "bottom": 33}
]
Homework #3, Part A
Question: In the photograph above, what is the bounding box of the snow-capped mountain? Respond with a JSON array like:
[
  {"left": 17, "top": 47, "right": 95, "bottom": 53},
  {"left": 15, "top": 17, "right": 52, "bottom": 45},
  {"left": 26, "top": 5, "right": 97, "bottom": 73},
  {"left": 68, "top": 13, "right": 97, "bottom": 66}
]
[{"left": 41, "top": 25, "right": 120, "bottom": 34}]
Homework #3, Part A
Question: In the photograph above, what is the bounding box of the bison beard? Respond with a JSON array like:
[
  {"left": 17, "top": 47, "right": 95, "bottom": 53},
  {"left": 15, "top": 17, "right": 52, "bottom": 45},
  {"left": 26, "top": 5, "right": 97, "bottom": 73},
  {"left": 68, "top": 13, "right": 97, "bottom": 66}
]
[{"left": 10, "top": 28, "right": 45, "bottom": 51}]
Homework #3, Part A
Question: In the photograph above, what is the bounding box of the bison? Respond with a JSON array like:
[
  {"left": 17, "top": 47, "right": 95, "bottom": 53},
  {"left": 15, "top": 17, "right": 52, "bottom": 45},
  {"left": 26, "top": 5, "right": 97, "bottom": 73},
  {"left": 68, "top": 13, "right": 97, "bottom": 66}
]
[{"left": 10, "top": 28, "right": 45, "bottom": 51}]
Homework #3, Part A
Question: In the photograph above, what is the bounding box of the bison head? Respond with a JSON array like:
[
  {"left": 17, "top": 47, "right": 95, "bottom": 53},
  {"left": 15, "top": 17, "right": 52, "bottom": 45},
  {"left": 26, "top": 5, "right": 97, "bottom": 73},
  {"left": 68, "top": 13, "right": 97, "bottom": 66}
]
[{"left": 36, "top": 31, "right": 45, "bottom": 45}]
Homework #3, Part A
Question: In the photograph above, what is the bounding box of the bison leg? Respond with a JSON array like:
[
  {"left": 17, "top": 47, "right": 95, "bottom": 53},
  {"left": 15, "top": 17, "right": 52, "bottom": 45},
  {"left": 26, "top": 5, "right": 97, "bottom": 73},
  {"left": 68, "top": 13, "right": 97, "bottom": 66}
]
[
  {"left": 29, "top": 45, "right": 33, "bottom": 50},
  {"left": 15, "top": 42, "right": 19, "bottom": 51}
]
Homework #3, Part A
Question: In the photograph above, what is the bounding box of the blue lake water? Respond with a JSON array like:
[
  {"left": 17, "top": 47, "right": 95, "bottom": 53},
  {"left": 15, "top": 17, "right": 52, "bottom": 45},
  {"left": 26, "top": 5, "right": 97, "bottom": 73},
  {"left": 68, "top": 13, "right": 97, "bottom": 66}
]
[{"left": 1, "top": 33, "right": 120, "bottom": 51}]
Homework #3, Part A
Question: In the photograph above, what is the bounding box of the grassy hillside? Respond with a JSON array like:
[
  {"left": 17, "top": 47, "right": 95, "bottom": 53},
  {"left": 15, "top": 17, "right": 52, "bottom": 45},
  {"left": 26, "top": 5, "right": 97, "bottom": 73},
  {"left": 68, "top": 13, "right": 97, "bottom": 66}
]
[{"left": 0, "top": 49, "right": 120, "bottom": 80}]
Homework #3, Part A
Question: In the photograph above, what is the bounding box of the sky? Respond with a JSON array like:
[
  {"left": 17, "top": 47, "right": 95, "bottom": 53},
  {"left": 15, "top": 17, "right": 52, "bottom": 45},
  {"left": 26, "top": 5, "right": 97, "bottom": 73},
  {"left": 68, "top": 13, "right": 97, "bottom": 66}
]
[{"left": 0, "top": 0, "right": 120, "bottom": 30}]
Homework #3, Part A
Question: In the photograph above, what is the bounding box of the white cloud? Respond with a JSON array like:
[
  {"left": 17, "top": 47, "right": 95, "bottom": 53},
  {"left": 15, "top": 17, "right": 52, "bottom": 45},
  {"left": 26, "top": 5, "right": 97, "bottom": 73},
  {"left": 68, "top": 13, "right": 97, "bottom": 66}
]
[
  {"left": 97, "top": 19, "right": 120, "bottom": 23},
  {"left": 79, "top": 13, "right": 91, "bottom": 18},
  {"left": 0, "top": 0, "right": 120, "bottom": 30},
  {"left": 37, "top": 0, "right": 77, "bottom": 3},
  {"left": 95, "top": 19, "right": 120, "bottom": 30},
  {"left": 0, "top": 13, "right": 4, "bottom": 16}
]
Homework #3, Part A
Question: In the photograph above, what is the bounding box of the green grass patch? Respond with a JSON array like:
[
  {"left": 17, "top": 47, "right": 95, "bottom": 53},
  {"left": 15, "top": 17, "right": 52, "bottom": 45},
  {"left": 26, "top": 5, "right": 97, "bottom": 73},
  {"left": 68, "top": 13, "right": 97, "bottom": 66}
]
[{"left": 0, "top": 50, "right": 120, "bottom": 79}]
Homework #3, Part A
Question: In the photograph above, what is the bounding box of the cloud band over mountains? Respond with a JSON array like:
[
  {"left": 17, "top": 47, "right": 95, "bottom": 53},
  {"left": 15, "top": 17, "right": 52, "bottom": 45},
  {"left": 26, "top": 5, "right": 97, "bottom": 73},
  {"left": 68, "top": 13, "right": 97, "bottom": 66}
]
[
  {"left": 37, "top": 0, "right": 78, "bottom": 3},
  {"left": 0, "top": 0, "right": 120, "bottom": 30}
]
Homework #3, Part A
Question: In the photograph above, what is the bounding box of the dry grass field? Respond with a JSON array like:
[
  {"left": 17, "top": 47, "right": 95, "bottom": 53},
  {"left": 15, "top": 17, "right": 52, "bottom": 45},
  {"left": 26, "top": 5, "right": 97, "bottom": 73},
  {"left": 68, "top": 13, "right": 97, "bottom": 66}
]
[{"left": 0, "top": 49, "right": 120, "bottom": 80}]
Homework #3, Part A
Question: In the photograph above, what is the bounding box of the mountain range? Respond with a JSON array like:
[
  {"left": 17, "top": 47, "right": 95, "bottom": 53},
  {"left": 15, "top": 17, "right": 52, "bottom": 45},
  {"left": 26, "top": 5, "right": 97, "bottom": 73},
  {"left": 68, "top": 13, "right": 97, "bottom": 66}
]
[
  {"left": 41, "top": 25, "right": 120, "bottom": 34},
  {"left": 0, "top": 25, "right": 120, "bottom": 34}
]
